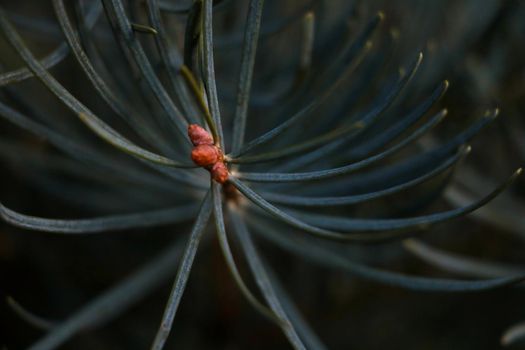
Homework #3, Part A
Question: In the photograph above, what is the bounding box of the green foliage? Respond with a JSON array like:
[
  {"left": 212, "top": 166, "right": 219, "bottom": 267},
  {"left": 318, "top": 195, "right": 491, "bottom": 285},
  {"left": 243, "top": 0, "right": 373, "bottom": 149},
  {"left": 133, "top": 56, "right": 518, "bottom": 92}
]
[{"left": 0, "top": 1, "right": 523, "bottom": 348}]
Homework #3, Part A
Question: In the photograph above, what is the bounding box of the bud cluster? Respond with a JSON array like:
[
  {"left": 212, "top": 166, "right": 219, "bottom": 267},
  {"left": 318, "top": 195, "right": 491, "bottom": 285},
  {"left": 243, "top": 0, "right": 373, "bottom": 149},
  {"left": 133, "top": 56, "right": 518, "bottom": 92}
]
[{"left": 188, "top": 124, "right": 229, "bottom": 184}]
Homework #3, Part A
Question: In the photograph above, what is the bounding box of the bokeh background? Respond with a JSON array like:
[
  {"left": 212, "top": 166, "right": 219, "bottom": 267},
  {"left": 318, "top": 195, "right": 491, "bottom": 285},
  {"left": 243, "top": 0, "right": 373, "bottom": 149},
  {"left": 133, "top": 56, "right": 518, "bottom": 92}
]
[{"left": 1, "top": 0, "right": 524, "bottom": 349}]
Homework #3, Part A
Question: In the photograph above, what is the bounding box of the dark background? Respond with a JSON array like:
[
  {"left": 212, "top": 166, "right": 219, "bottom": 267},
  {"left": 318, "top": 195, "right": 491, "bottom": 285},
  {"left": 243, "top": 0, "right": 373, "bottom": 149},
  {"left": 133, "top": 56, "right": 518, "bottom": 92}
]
[{"left": 1, "top": 0, "right": 525, "bottom": 349}]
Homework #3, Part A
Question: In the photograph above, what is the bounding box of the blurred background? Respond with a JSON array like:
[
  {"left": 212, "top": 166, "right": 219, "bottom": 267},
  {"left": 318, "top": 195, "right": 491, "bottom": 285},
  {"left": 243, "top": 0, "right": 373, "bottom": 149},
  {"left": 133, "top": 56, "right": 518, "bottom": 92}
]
[{"left": 0, "top": 0, "right": 524, "bottom": 349}]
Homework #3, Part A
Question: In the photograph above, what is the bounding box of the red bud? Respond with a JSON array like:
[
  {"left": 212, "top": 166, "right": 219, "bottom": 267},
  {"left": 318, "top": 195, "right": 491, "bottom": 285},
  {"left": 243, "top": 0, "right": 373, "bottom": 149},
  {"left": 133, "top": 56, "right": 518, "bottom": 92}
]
[
  {"left": 211, "top": 162, "right": 229, "bottom": 184},
  {"left": 188, "top": 124, "right": 214, "bottom": 146},
  {"left": 191, "top": 144, "right": 219, "bottom": 166}
]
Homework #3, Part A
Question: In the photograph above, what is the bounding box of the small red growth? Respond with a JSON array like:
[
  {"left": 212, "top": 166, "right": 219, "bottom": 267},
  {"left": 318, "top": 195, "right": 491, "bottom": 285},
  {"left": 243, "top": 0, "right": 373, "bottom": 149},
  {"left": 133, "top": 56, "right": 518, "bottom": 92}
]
[
  {"left": 188, "top": 124, "right": 214, "bottom": 146},
  {"left": 211, "top": 162, "right": 229, "bottom": 184},
  {"left": 188, "top": 124, "right": 229, "bottom": 184},
  {"left": 191, "top": 144, "right": 219, "bottom": 166}
]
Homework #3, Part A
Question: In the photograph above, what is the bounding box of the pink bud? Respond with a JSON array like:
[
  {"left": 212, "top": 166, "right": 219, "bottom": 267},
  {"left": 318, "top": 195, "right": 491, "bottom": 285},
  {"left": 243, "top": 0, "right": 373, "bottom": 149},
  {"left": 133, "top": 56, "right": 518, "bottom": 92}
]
[
  {"left": 211, "top": 162, "right": 229, "bottom": 184},
  {"left": 191, "top": 144, "right": 219, "bottom": 166},
  {"left": 188, "top": 124, "right": 214, "bottom": 146}
]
